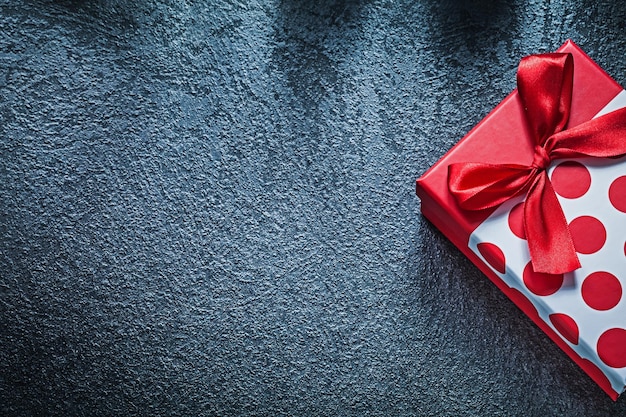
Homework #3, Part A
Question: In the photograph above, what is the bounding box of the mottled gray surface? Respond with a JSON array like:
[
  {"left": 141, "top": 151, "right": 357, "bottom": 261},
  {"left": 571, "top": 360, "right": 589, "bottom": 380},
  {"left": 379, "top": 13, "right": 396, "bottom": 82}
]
[{"left": 2, "top": 0, "right": 626, "bottom": 415}]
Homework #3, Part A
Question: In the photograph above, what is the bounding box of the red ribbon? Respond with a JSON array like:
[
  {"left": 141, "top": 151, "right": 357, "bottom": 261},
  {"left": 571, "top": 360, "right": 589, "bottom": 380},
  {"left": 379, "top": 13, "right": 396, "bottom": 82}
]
[{"left": 448, "top": 52, "right": 626, "bottom": 274}]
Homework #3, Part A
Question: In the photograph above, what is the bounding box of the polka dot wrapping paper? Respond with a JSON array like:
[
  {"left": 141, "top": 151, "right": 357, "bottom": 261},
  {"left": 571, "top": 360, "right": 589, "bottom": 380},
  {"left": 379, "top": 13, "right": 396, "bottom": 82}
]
[{"left": 416, "top": 40, "right": 626, "bottom": 400}]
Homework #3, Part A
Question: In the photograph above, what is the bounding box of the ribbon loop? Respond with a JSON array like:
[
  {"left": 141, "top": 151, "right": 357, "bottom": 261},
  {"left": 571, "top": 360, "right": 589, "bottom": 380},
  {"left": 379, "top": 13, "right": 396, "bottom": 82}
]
[{"left": 448, "top": 52, "right": 626, "bottom": 274}]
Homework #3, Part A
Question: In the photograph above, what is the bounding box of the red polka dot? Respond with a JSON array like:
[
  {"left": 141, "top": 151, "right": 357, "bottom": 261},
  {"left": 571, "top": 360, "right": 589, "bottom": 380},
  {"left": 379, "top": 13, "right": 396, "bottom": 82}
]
[
  {"left": 549, "top": 313, "right": 579, "bottom": 345},
  {"left": 582, "top": 271, "right": 622, "bottom": 311},
  {"left": 597, "top": 328, "right": 626, "bottom": 368},
  {"left": 551, "top": 161, "right": 592, "bottom": 199},
  {"left": 568, "top": 216, "right": 606, "bottom": 254},
  {"left": 609, "top": 176, "right": 626, "bottom": 213},
  {"left": 523, "top": 261, "right": 564, "bottom": 296},
  {"left": 477, "top": 242, "right": 506, "bottom": 274},
  {"left": 508, "top": 202, "right": 526, "bottom": 240}
]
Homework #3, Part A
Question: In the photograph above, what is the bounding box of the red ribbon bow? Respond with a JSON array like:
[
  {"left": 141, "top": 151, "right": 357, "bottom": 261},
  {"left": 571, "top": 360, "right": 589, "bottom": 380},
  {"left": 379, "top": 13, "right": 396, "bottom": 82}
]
[{"left": 448, "top": 52, "right": 626, "bottom": 275}]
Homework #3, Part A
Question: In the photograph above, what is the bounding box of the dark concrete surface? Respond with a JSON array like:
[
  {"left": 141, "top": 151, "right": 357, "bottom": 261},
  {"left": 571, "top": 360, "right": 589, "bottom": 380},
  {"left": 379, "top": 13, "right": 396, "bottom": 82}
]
[{"left": 2, "top": 0, "right": 626, "bottom": 415}]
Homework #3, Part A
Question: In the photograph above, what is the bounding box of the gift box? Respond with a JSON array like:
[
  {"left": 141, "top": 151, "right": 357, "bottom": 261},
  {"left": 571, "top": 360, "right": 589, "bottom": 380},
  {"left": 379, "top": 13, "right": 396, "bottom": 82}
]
[{"left": 416, "top": 40, "right": 626, "bottom": 400}]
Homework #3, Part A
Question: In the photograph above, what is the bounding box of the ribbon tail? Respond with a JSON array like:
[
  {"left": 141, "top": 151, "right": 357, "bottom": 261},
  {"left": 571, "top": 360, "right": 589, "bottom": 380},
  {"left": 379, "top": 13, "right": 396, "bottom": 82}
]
[{"left": 524, "top": 172, "right": 581, "bottom": 274}]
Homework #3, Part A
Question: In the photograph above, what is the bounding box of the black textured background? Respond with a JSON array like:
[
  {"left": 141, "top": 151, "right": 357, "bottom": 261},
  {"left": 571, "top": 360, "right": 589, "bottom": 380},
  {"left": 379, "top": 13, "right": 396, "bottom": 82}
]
[{"left": 2, "top": 0, "right": 626, "bottom": 415}]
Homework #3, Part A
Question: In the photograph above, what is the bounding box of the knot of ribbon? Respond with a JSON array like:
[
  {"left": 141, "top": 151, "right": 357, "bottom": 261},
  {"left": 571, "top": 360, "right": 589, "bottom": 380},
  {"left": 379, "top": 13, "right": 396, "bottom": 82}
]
[
  {"left": 531, "top": 145, "right": 551, "bottom": 170},
  {"left": 447, "top": 52, "right": 626, "bottom": 275}
]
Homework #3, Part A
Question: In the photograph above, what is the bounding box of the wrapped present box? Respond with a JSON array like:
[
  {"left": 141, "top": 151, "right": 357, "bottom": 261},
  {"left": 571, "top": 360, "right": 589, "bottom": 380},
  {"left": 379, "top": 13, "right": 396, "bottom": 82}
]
[{"left": 416, "top": 40, "right": 626, "bottom": 400}]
